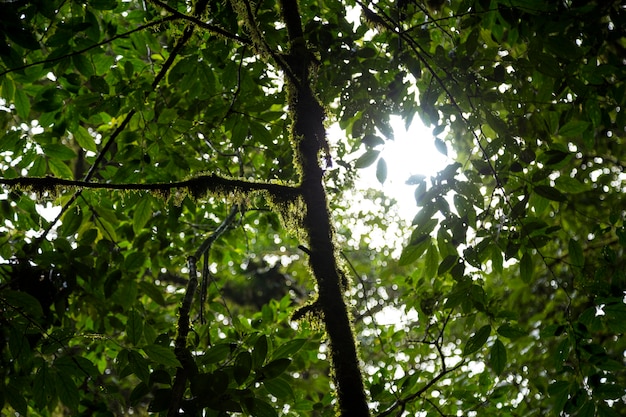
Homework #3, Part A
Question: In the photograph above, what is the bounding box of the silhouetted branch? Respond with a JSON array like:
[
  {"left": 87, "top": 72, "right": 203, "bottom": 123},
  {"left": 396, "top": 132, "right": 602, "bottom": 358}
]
[
  {"left": 168, "top": 256, "right": 200, "bottom": 417},
  {"left": 0, "top": 174, "right": 300, "bottom": 199},
  {"left": 377, "top": 361, "right": 464, "bottom": 417}
]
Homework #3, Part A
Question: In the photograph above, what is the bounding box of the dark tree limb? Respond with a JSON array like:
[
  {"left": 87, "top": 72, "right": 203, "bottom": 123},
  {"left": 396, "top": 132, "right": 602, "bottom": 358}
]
[
  {"left": 0, "top": 175, "right": 299, "bottom": 200},
  {"left": 168, "top": 256, "right": 200, "bottom": 417}
]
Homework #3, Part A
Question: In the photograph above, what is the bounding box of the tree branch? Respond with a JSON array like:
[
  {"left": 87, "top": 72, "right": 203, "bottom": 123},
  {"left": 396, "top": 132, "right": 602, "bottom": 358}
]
[
  {"left": 0, "top": 174, "right": 300, "bottom": 200},
  {"left": 33, "top": 0, "right": 242, "bottom": 244},
  {"left": 376, "top": 361, "right": 464, "bottom": 417},
  {"left": 0, "top": 17, "right": 177, "bottom": 77},
  {"left": 147, "top": 0, "right": 251, "bottom": 44},
  {"left": 168, "top": 256, "right": 200, "bottom": 417}
]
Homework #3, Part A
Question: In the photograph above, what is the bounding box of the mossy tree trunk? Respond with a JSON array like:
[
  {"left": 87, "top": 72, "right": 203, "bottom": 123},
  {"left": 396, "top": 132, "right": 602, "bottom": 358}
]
[{"left": 278, "top": 1, "right": 370, "bottom": 415}]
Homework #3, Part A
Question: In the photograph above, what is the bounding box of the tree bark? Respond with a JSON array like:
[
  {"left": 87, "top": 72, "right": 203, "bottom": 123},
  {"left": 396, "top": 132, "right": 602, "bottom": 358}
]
[{"left": 278, "top": 1, "right": 370, "bottom": 415}]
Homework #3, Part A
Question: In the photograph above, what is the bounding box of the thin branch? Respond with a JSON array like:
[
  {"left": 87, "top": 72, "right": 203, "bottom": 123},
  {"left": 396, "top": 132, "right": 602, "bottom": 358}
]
[
  {"left": 34, "top": 6, "right": 246, "bottom": 244},
  {"left": 168, "top": 256, "right": 200, "bottom": 417},
  {"left": 197, "top": 205, "right": 239, "bottom": 322},
  {"left": 194, "top": 205, "right": 240, "bottom": 259},
  {"left": 377, "top": 361, "right": 464, "bottom": 417},
  {"left": 0, "top": 17, "right": 178, "bottom": 77},
  {"left": 147, "top": 0, "right": 250, "bottom": 44}
]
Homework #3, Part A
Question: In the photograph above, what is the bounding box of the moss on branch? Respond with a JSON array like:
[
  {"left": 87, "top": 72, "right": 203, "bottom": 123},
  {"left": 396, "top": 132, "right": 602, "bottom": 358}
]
[{"left": 0, "top": 174, "right": 300, "bottom": 201}]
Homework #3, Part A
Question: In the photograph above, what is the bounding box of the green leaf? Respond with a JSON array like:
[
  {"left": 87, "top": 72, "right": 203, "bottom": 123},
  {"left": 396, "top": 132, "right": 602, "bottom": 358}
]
[
  {"left": 234, "top": 351, "right": 252, "bottom": 385},
  {"left": 54, "top": 355, "right": 99, "bottom": 379},
  {"left": 1, "top": 75, "right": 15, "bottom": 101},
  {"left": 246, "top": 398, "right": 278, "bottom": 417},
  {"left": 463, "top": 325, "right": 491, "bottom": 356},
  {"left": 137, "top": 281, "right": 166, "bottom": 306},
  {"left": 54, "top": 371, "right": 79, "bottom": 411},
  {"left": 489, "top": 339, "right": 507, "bottom": 375},
  {"left": 157, "top": 108, "right": 178, "bottom": 125},
  {"left": 604, "top": 303, "right": 626, "bottom": 333},
  {"left": 437, "top": 254, "right": 458, "bottom": 276},
  {"left": 553, "top": 338, "right": 571, "bottom": 371},
  {"left": 259, "top": 358, "right": 291, "bottom": 380},
  {"left": 14, "top": 89, "right": 30, "bottom": 119},
  {"left": 497, "top": 323, "right": 527, "bottom": 340},
  {"left": 424, "top": 243, "right": 439, "bottom": 279},
  {"left": 376, "top": 157, "right": 387, "bottom": 184},
  {"left": 548, "top": 380, "right": 570, "bottom": 413},
  {"left": 43, "top": 144, "right": 77, "bottom": 160},
  {"left": 568, "top": 238, "right": 584, "bottom": 268},
  {"left": 263, "top": 377, "right": 295, "bottom": 400},
  {"left": 271, "top": 339, "right": 307, "bottom": 360},
  {"left": 534, "top": 185, "right": 567, "bottom": 202},
  {"left": 2, "top": 290, "right": 44, "bottom": 319},
  {"left": 577, "top": 400, "right": 596, "bottom": 417},
  {"left": 133, "top": 197, "right": 153, "bottom": 234},
  {"left": 520, "top": 252, "right": 533, "bottom": 283},
  {"left": 6, "top": 384, "right": 28, "bottom": 415},
  {"left": 230, "top": 115, "right": 248, "bottom": 147},
  {"left": 33, "top": 364, "right": 55, "bottom": 409},
  {"left": 48, "top": 158, "right": 74, "bottom": 178},
  {"left": 143, "top": 344, "right": 181, "bottom": 368},
  {"left": 559, "top": 120, "right": 590, "bottom": 137},
  {"left": 29, "top": 157, "right": 47, "bottom": 176},
  {"left": 354, "top": 149, "right": 380, "bottom": 169},
  {"left": 129, "top": 382, "right": 150, "bottom": 406},
  {"left": 73, "top": 54, "right": 94, "bottom": 77},
  {"left": 252, "top": 334, "right": 268, "bottom": 370},
  {"left": 126, "top": 310, "right": 143, "bottom": 345},
  {"left": 398, "top": 237, "right": 430, "bottom": 266},
  {"left": 434, "top": 137, "right": 448, "bottom": 155},
  {"left": 555, "top": 176, "right": 588, "bottom": 194},
  {"left": 90, "top": 0, "right": 118, "bottom": 11},
  {"left": 59, "top": 206, "right": 83, "bottom": 237},
  {"left": 202, "top": 344, "right": 232, "bottom": 364},
  {"left": 73, "top": 126, "right": 98, "bottom": 152},
  {"left": 124, "top": 251, "right": 146, "bottom": 271},
  {"left": 361, "top": 134, "right": 385, "bottom": 147},
  {"left": 128, "top": 349, "right": 150, "bottom": 382}
]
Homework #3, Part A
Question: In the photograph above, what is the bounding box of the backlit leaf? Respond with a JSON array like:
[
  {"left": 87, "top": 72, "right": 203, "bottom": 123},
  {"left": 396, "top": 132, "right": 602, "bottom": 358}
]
[
  {"left": 133, "top": 197, "right": 152, "bottom": 234},
  {"left": 73, "top": 125, "right": 98, "bottom": 152},
  {"left": 14, "top": 89, "right": 30, "bottom": 119},
  {"left": 520, "top": 252, "right": 533, "bottom": 283},
  {"left": 354, "top": 149, "right": 380, "bottom": 169},
  {"left": 464, "top": 325, "right": 491, "bottom": 356},
  {"left": 376, "top": 157, "right": 387, "bottom": 184}
]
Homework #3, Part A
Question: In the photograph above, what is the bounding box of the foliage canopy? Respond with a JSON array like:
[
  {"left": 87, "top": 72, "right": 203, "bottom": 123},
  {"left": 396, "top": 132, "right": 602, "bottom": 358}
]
[{"left": 1, "top": 0, "right": 625, "bottom": 416}]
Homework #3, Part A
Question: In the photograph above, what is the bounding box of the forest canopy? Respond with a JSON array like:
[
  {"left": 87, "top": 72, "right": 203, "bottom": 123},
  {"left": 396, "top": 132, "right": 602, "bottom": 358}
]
[{"left": 0, "top": 0, "right": 625, "bottom": 416}]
